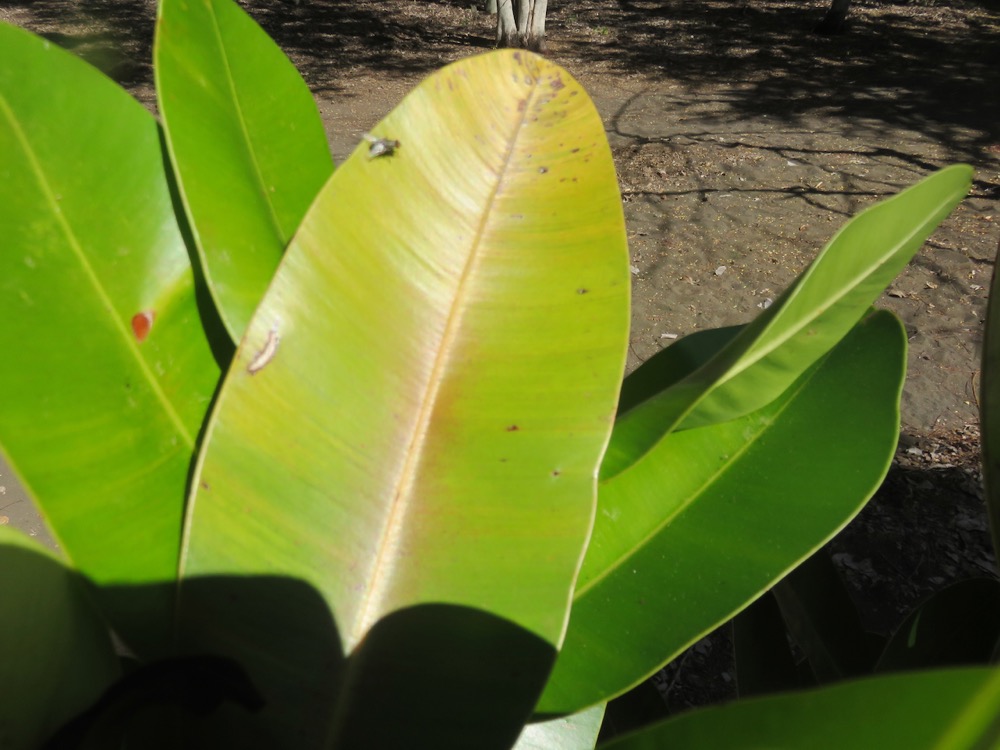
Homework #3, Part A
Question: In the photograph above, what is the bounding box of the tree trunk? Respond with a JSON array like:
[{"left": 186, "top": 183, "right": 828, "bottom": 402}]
[
  {"left": 495, "top": 0, "right": 547, "bottom": 51},
  {"left": 515, "top": 0, "right": 531, "bottom": 39},
  {"left": 497, "top": 0, "right": 521, "bottom": 47},
  {"left": 814, "top": 0, "right": 851, "bottom": 34},
  {"left": 524, "top": 0, "right": 547, "bottom": 52},
  {"left": 482, "top": 0, "right": 497, "bottom": 14}
]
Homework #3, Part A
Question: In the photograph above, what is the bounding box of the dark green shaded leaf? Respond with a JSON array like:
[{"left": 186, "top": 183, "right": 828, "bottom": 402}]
[
  {"left": 602, "top": 668, "right": 1000, "bottom": 750},
  {"left": 0, "top": 528, "right": 119, "bottom": 750},
  {"left": 540, "top": 311, "right": 907, "bottom": 713}
]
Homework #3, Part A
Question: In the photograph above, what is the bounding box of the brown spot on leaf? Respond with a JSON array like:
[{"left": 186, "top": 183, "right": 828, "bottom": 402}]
[
  {"left": 131, "top": 310, "right": 154, "bottom": 342},
  {"left": 506, "top": 425, "right": 520, "bottom": 432}
]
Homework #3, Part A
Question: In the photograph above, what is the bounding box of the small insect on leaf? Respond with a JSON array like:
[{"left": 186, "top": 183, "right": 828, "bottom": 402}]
[
  {"left": 247, "top": 327, "right": 280, "bottom": 375},
  {"left": 131, "top": 311, "right": 155, "bottom": 343},
  {"left": 363, "top": 133, "right": 400, "bottom": 159}
]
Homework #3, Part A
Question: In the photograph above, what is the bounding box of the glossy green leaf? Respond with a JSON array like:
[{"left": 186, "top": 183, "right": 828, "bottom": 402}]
[
  {"left": 615, "top": 325, "right": 742, "bottom": 415},
  {"left": 513, "top": 704, "right": 606, "bottom": 750},
  {"left": 177, "top": 50, "right": 629, "bottom": 747},
  {"left": 980, "top": 238, "right": 1000, "bottom": 559},
  {"left": 602, "top": 165, "right": 972, "bottom": 479},
  {"left": 0, "top": 527, "right": 119, "bottom": 750},
  {"left": 156, "top": 0, "right": 334, "bottom": 340},
  {"left": 601, "top": 667, "right": 1000, "bottom": 750},
  {"left": 539, "top": 310, "right": 906, "bottom": 714},
  {"left": 0, "top": 22, "right": 221, "bottom": 648}
]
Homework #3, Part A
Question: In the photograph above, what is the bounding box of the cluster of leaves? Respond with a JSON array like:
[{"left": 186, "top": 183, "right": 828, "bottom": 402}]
[{"left": 0, "top": 0, "right": 994, "bottom": 747}]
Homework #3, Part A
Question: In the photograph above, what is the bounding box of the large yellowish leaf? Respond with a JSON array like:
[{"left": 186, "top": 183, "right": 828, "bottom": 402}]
[
  {"left": 178, "top": 50, "right": 630, "bottom": 748},
  {"left": 539, "top": 310, "right": 907, "bottom": 713}
]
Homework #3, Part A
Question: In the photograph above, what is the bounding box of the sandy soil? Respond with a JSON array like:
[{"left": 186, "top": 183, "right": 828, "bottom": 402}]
[{"left": 1, "top": 0, "right": 999, "bottom": 719}]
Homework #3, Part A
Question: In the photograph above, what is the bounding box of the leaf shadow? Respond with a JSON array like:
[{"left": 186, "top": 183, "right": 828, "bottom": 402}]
[{"left": 87, "top": 576, "right": 557, "bottom": 749}]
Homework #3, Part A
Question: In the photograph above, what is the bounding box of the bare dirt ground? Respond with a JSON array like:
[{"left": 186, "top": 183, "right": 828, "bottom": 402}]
[
  {"left": 2, "top": 0, "right": 998, "bottom": 432},
  {"left": 2, "top": 0, "right": 1000, "bottom": 719}
]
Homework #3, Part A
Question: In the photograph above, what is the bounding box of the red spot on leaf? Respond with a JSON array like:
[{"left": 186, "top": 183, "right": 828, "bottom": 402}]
[{"left": 131, "top": 311, "right": 154, "bottom": 342}]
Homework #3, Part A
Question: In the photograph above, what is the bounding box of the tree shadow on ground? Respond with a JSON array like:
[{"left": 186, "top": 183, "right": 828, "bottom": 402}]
[
  {"left": 5, "top": 0, "right": 156, "bottom": 87},
  {"left": 247, "top": 0, "right": 494, "bottom": 93},
  {"left": 559, "top": 0, "right": 1000, "bottom": 165},
  {"left": 8, "top": 0, "right": 999, "bottom": 171},
  {"left": 1, "top": 0, "right": 492, "bottom": 97}
]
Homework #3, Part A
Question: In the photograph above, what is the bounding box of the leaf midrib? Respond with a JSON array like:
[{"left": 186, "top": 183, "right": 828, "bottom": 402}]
[
  {"left": 204, "top": 0, "right": 286, "bottom": 243},
  {"left": 346, "top": 71, "right": 544, "bottom": 650}
]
